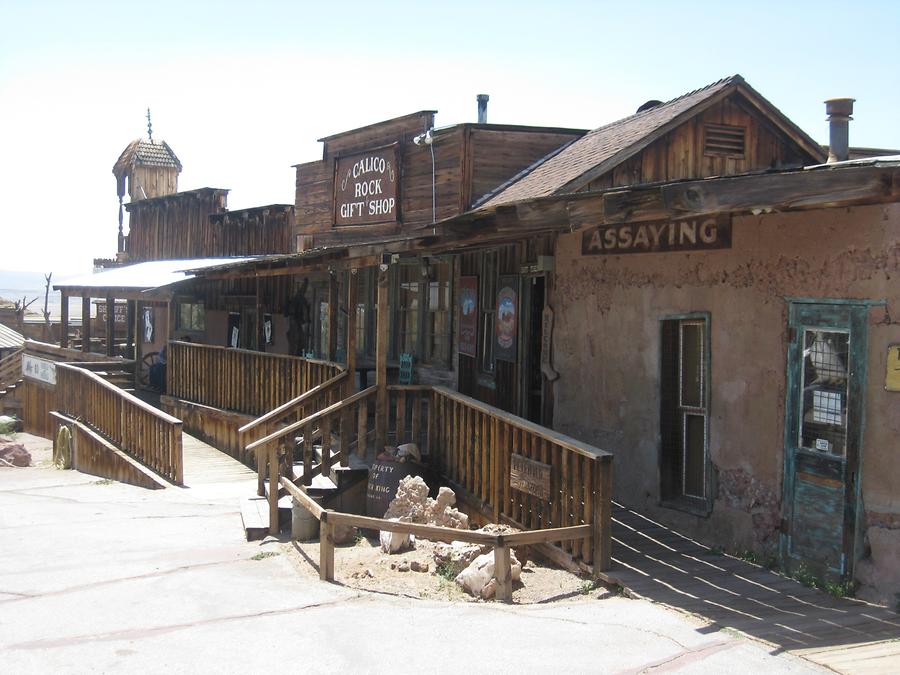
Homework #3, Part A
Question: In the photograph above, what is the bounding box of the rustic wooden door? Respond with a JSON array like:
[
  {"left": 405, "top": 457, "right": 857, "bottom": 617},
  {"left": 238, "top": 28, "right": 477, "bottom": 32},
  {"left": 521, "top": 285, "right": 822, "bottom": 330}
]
[{"left": 781, "top": 301, "right": 868, "bottom": 580}]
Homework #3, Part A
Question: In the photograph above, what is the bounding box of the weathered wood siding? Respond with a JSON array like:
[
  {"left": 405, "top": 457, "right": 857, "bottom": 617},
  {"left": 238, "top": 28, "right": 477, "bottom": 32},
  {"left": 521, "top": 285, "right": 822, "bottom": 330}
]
[{"left": 584, "top": 95, "right": 810, "bottom": 191}]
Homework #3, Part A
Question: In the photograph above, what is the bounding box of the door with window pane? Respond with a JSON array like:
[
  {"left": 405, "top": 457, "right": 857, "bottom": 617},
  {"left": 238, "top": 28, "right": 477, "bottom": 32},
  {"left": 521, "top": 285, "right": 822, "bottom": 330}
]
[
  {"left": 782, "top": 302, "right": 867, "bottom": 580},
  {"left": 660, "top": 316, "right": 710, "bottom": 509}
]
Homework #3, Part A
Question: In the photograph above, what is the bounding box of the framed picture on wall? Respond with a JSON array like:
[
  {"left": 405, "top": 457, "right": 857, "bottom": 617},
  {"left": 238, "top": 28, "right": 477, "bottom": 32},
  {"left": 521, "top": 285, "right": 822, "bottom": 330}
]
[
  {"left": 263, "top": 314, "right": 274, "bottom": 345},
  {"left": 495, "top": 275, "right": 519, "bottom": 362},
  {"left": 143, "top": 307, "right": 154, "bottom": 343},
  {"left": 458, "top": 276, "right": 478, "bottom": 357}
]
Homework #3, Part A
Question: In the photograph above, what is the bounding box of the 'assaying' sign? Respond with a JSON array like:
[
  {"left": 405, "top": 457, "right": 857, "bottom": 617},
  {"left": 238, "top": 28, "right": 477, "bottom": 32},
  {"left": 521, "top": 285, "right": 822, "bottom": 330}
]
[
  {"left": 581, "top": 215, "right": 732, "bottom": 255},
  {"left": 334, "top": 146, "right": 399, "bottom": 226}
]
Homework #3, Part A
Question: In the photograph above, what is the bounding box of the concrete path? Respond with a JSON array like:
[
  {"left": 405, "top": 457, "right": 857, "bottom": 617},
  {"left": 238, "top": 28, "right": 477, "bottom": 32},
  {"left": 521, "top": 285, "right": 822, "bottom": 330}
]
[{"left": 0, "top": 437, "right": 823, "bottom": 674}]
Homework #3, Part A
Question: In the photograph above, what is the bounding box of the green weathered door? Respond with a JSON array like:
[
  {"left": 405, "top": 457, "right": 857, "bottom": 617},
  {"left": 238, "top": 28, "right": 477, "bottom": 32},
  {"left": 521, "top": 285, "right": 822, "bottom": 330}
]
[{"left": 782, "top": 301, "right": 868, "bottom": 580}]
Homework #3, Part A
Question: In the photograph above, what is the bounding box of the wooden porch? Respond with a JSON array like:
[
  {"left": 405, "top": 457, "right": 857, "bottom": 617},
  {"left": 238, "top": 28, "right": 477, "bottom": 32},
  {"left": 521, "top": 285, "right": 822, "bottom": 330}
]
[{"left": 608, "top": 503, "right": 900, "bottom": 673}]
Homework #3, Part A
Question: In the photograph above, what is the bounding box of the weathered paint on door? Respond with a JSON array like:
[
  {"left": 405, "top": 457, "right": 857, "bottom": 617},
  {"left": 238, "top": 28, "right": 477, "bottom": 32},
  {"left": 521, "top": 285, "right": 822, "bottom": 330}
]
[{"left": 782, "top": 301, "right": 868, "bottom": 580}]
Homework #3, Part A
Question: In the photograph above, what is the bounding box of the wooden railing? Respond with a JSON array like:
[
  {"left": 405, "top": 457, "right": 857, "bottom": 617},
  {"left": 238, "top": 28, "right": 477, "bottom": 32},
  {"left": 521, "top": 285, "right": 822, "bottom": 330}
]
[
  {"left": 0, "top": 347, "right": 23, "bottom": 389},
  {"left": 282, "top": 478, "right": 592, "bottom": 602},
  {"left": 56, "top": 363, "right": 183, "bottom": 484},
  {"left": 247, "top": 386, "right": 377, "bottom": 500},
  {"left": 167, "top": 341, "right": 344, "bottom": 416},
  {"left": 247, "top": 381, "right": 613, "bottom": 574},
  {"left": 426, "top": 386, "right": 612, "bottom": 569},
  {"left": 237, "top": 371, "right": 349, "bottom": 451}
]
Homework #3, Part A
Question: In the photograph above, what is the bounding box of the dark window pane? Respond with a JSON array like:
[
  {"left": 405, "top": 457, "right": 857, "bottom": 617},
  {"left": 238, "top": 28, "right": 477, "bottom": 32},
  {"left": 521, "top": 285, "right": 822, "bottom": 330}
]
[
  {"left": 680, "top": 322, "right": 703, "bottom": 408},
  {"left": 684, "top": 414, "right": 706, "bottom": 497}
]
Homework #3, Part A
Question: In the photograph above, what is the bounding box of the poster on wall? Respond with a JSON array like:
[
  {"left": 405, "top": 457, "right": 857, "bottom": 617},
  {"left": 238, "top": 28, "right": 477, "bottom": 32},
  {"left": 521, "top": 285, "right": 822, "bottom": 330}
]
[
  {"left": 143, "top": 307, "right": 154, "bottom": 343},
  {"left": 263, "top": 314, "right": 274, "bottom": 345},
  {"left": 227, "top": 312, "right": 240, "bottom": 348},
  {"left": 458, "top": 276, "right": 478, "bottom": 357},
  {"left": 495, "top": 275, "right": 519, "bottom": 362}
]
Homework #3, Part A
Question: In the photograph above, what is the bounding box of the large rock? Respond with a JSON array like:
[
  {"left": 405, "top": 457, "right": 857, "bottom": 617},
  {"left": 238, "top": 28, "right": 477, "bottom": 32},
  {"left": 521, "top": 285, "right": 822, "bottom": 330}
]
[
  {"left": 380, "top": 518, "right": 415, "bottom": 553},
  {"left": 455, "top": 550, "right": 522, "bottom": 599},
  {"left": 433, "top": 541, "right": 482, "bottom": 576},
  {"left": 0, "top": 442, "right": 30, "bottom": 467},
  {"left": 380, "top": 477, "right": 469, "bottom": 554}
]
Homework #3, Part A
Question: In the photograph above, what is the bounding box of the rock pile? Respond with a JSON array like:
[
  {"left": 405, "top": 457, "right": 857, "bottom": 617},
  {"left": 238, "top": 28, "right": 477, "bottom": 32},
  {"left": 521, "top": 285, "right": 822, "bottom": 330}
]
[
  {"left": 379, "top": 476, "right": 468, "bottom": 553},
  {"left": 0, "top": 439, "right": 30, "bottom": 467}
]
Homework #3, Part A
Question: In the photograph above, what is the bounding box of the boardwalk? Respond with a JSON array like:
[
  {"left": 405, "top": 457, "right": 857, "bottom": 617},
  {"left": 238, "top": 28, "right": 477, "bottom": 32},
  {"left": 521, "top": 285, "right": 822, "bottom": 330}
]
[
  {"left": 180, "top": 432, "right": 256, "bottom": 494},
  {"left": 606, "top": 503, "right": 900, "bottom": 673}
]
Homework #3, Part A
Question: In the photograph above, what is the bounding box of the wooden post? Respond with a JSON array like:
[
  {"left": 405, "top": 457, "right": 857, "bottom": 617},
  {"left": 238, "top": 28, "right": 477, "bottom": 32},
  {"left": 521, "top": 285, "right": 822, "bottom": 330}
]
[
  {"left": 255, "top": 277, "right": 265, "bottom": 353},
  {"left": 268, "top": 446, "right": 280, "bottom": 535},
  {"left": 60, "top": 291, "right": 69, "bottom": 348},
  {"left": 81, "top": 295, "right": 92, "bottom": 353},
  {"left": 592, "top": 456, "right": 613, "bottom": 576},
  {"left": 328, "top": 271, "right": 338, "bottom": 362},
  {"left": 374, "top": 265, "right": 389, "bottom": 451},
  {"left": 346, "top": 269, "right": 357, "bottom": 395},
  {"left": 257, "top": 449, "right": 266, "bottom": 497},
  {"left": 105, "top": 296, "right": 115, "bottom": 357},
  {"left": 319, "top": 515, "right": 335, "bottom": 581},
  {"left": 126, "top": 299, "right": 135, "bottom": 360},
  {"left": 494, "top": 544, "right": 512, "bottom": 602}
]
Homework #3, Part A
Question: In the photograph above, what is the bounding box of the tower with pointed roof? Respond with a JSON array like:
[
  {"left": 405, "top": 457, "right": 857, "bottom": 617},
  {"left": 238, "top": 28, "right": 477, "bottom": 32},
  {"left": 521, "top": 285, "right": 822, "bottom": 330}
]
[{"left": 112, "top": 114, "right": 182, "bottom": 255}]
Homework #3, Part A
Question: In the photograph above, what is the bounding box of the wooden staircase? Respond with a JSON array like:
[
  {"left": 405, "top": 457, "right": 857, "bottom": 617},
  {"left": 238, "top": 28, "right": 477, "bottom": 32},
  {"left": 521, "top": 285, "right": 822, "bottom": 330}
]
[{"left": 0, "top": 347, "right": 24, "bottom": 418}]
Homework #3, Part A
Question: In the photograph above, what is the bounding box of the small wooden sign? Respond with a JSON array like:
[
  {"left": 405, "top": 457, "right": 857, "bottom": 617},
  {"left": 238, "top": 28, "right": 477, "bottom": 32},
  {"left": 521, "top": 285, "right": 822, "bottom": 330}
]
[
  {"left": 366, "top": 459, "right": 417, "bottom": 518},
  {"left": 886, "top": 344, "right": 900, "bottom": 392},
  {"left": 510, "top": 453, "right": 551, "bottom": 500},
  {"left": 582, "top": 214, "right": 732, "bottom": 255},
  {"left": 22, "top": 354, "right": 56, "bottom": 386},
  {"left": 334, "top": 145, "right": 399, "bottom": 227}
]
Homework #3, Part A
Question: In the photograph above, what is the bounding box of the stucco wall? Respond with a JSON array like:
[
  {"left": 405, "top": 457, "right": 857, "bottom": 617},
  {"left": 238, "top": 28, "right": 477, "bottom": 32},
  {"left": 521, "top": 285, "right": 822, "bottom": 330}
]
[{"left": 550, "top": 203, "right": 900, "bottom": 575}]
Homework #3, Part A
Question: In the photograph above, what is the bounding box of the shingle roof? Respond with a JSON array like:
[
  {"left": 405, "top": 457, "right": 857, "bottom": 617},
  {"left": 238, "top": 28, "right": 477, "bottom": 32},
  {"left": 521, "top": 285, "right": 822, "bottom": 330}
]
[
  {"left": 112, "top": 139, "right": 183, "bottom": 177},
  {"left": 479, "top": 75, "right": 758, "bottom": 208},
  {"left": 0, "top": 323, "right": 24, "bottom": 350}
]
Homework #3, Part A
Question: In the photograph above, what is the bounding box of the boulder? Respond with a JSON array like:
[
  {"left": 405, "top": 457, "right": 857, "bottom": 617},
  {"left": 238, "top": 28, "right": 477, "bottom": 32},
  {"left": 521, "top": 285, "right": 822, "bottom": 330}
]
[
  {"left": 0, "top": 442, "right": 30, "bottom": 467},
  {"left": 380, "top": 518, "right": 414, "bottom": 553},
  {"left": 433, "top": 541, "right": 482, "bottom": 576},
  {"left": 380, "top": 477, "right": 469, "bottom": 553},
  {"left": 455, "top": 550, "right": 522, "bottom": 599}
]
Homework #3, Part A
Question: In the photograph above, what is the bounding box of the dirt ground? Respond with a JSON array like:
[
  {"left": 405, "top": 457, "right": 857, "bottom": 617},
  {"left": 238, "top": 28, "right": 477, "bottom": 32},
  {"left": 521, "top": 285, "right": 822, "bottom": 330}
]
[{"left": 285, "top": 533, "right": 616, "bottom": 604}]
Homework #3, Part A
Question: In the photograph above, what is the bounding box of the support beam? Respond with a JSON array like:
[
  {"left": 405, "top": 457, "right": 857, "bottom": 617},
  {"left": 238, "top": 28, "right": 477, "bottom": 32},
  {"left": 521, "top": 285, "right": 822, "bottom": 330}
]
[
  {"left": 592, "top": 456, "right": 613, "bottom": 576},
  {"left": 126, "top": 300, "right": 135, "bottom": 360},
  {"left": 345, "top": 269, "right": 357, "bottom": 395},
  {"left": 255, "top": 278, "right": 265, "bottom": 352},
  {"left": 105, "top": 296, "right": 115, "bottom": 357},
  {"left": 494, "top": 545, "right": 512, "bottom": 602},
  {"left": 327, "top": 271, "right": 338, "bottom": 361},
  {"left": 81, "top": 295, "right": 91, "bottom": 353},
  {"left": 60, "top": 292, "right": 69, "bottom": 348},
  {"left": 374, "top": 265, "right": 389, "bottom": 451}
]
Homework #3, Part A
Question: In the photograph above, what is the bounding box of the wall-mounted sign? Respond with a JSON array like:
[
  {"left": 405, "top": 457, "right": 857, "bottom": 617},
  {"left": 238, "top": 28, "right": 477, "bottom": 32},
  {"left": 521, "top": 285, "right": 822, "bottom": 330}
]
[
  {"left": 581, "top": 214, "right": 732, "bottom": 255},
  {"left": 495, "top": 276, "right": 519, "bottom": 362},
  {"left": 263, "top": 314, "right": 274, "bottom": 345},
  {"left": 458, "top": 276, "right": 478, "bottom": 357},
  {"left": 227, "top": 312, "right": 240, "bottom": 348},
  {"left": 22, "top": 354, "right": 56, "bottom": 386},
  {"left": 143, "top": 307, "right": 154, "bottom": 343},
  {"left": 886, "top": 344, "right": 900, "bottom": 391},
  {"left": 540, "top": 305, "right": 559, "bottom": 381},
  {"left": 510, "top": 453, "right": 551, "bottom": 500},
  {"left": 334, "top": 145, "right": 399, "bottom": 226},
  {"left": 96, "top": 302, "right": 128, "bottom": 325}
]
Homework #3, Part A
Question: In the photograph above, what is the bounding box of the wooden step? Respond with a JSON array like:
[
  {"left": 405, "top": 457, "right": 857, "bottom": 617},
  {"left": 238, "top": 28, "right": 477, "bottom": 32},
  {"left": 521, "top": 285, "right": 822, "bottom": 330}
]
[{"left": 240, "top": 496, "right": 270, "bottom": 541}]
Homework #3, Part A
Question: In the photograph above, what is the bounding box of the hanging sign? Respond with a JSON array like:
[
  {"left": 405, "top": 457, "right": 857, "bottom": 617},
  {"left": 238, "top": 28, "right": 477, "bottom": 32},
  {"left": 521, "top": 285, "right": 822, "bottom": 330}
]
[
  {"left": 96, "top": 302, "right": 128, "bottom": 325},
  {"left": 458, "top": 276, "right": 478, "bottom": 357},
  {"left": 263, "top": 314, "right": 274, "bottom": 345},
  {"left": 581, "top": 215, "right": 732, "bottom": 255},
  {"left": 886, "top": 344, "right": 900, "bottom": 391},
  {"left": 334, "top": 145, "right": 399, "bottom": 226},
  {"left": 227, "top": 312, "right": 240, "bottom": 348},
  {"left": 540, "top": 305, "right": 559, "bottom": 381},
  {"left": 143, "top": 307, "right": 154, "bottom": 343},
  {"left": 495, "top": 275, "right": 519, "bottom": 362}
]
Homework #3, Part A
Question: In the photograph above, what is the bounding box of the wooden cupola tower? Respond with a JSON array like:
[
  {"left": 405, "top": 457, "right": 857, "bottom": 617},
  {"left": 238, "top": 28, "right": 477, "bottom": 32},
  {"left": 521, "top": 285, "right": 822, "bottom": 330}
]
[{"left": 112, "top": 110, "right": 182, "bottom": 255}]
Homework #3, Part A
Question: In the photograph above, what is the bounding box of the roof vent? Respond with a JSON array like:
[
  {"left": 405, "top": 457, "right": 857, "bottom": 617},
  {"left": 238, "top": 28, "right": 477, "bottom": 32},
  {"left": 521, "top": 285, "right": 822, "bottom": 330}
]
[
  {"left": 636, "top": 100, "right": 663, "bottom": 113},
  {"left": 477, "top": 94, "right": 489, "bottom": 124},
  {"left": 825, "top": 98, "right": 854, "bottom": 163},
  {"left": 704, "top": 123, "right": 746, "bottom": 157}
]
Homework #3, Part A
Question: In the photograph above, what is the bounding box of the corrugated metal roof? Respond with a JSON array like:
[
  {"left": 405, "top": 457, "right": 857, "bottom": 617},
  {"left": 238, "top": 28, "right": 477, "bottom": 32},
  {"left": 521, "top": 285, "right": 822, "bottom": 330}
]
[
  {"left": 0, "top": 323, "right": 24, "bottom": 350},
  {"left": 53, "top": 258, "right": 258, "bottom": 292}
]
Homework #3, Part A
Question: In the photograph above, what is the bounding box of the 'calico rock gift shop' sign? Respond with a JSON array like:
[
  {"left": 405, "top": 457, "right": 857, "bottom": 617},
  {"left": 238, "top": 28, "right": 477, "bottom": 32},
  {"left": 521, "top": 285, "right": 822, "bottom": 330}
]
[{"left": 334, "top": 146, "right": 399, "bottom": 226}]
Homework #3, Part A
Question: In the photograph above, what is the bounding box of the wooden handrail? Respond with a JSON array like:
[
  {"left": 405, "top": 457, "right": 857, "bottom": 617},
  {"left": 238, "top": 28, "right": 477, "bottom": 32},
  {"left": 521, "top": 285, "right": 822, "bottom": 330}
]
[
  {"left": 58, "top": 364, "right": 180, "bottom": 422},
  {"left": 432, "top": 385, "right": 612, "bottom": 461},
  {"left": 247, "top": 386, "right": 376, "bottom": 454},
  {"left": 169, "top": 340, "right": 346, "bottom": 371},
  {"left": 238, "top": 371, "right": 348, "bottom": 436},
  {"left": 0, "top": 347, "right": 23, "bottom": 386}
]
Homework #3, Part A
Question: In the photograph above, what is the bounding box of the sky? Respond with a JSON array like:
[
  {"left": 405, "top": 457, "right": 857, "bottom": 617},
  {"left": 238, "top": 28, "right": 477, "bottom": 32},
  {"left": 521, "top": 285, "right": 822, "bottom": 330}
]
[{"left": 1, "top": 0, "right": 899, "bottom": 278}]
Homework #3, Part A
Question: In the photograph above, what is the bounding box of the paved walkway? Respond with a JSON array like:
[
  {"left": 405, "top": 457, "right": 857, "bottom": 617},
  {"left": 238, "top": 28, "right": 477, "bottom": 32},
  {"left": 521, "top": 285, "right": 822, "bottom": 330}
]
[
  {"left": 606, "top": 503, "right": 900, "bottom": 673},
  {"left": 180, "top": 432, "right": 256, "bottom": 491}
]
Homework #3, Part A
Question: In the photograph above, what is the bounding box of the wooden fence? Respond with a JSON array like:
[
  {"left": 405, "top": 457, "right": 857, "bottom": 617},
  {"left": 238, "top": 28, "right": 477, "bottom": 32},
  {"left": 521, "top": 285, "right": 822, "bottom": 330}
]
[
  {"left": 167, "top": 341, "right": 344, "bottom": 416},
  {"left": 0, "top": 347, "right": 23, "bottom": 389},
  {"left": 247, "top": 383, "right": 613, "bottom": 573},
  {"left": 56, "top": 363, "right": 183, "bottom": 484}
]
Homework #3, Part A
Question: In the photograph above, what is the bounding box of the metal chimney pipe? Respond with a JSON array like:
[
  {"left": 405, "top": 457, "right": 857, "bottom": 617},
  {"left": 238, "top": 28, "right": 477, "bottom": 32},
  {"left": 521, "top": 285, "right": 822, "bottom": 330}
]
[
  {"left": 825, "top": 97, "right": 855, "bottom": 163},
  {"left": 477, "top": 94, "right": 489, "bottom": 124}
]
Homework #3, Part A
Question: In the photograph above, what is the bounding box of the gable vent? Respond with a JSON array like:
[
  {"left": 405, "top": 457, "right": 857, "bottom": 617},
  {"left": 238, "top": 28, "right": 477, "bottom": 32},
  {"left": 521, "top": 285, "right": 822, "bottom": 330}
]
[{"left": 704, "top": 123, "right": 745, "bottom": 157}]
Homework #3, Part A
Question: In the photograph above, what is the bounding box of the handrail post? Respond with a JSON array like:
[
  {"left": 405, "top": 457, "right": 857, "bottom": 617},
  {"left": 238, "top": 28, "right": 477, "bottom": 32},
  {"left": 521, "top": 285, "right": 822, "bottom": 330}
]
[
  {"left": 592, "top": 455, "right": 613, "bottom": 576},
  {"left": 268, "top": 446, "right": 279, "bottom": 535},
  {"left": 319, "top": 514, "right": 335, "bottom": 582},
  {"left": 256, "top": 447, "right": 266, "bottom": 497},
  {"left": 374, "top": 265, "right": 389, "bottom": 451},
  {"left": 494, "top": 543, "right": 512, "bottom": 602}
]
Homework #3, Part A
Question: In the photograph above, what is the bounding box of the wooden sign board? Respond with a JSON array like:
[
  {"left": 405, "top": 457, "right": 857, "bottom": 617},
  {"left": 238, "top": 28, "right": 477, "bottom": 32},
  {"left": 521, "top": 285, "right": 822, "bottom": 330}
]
[
  {"left": 582, "top": 214, "right": 732, "bottom": 255},
  {"left": 366, "top": 459, "right": 417, "bottom": 518},
  {"left": 96, "top": 302, "right": 128, "bottom": 325},
  {"left": 22, "top": 354, "right": 56, "bottom": 386},
  {"left": 334, "top": 145, "right": 399, "bottom": 227},
  {"left": 458, "top": 276, "right": 478, "bottom": 357},
  {"left": 510, "top": 453, "right": 551, "bottom": 500}
]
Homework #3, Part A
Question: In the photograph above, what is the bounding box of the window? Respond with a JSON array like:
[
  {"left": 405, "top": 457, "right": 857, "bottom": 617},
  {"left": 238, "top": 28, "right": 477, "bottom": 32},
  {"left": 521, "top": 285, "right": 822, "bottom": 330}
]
[
  {"left": 395, "top": 264, "right": 420, "bottom": 356},
  {"left": 177, "top": 302, "right": 205, "bottom": 332},
  {"left": 389, "top": 259, "right": 452, "bottom": 368},
  {"left": 799, "top": 329, "right": 849, "bottom": 455},
  {"left": 424, "top": 262, "right": 451, "bottom": 364},
  {"left": 660, "top": 315, "right": 710, "bottom": 510}
]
